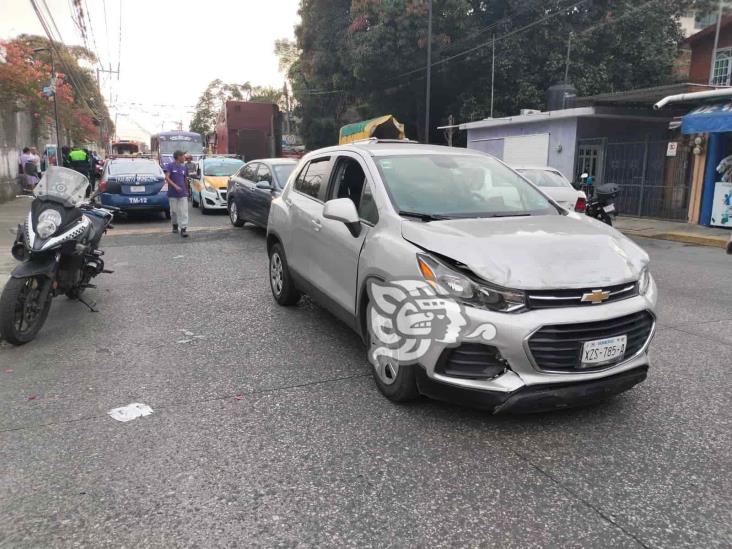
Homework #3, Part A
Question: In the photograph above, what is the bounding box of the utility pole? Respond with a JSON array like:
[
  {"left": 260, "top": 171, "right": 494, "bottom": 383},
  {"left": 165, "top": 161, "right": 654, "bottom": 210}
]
[
  {"left": 490, "top": 34, "right": 495, "bottom": 118},
  {"left": 709, "top": 0, "right": 724, "bottom": 84},
  {"left": 424, "top": 0, "right": 433, "bottom": 143},
  {"left": 564, "top": 32, "right": 573, "bottom": 85},
  {"left": 34, "top": 48, "right": 62, "bottom": 157}
]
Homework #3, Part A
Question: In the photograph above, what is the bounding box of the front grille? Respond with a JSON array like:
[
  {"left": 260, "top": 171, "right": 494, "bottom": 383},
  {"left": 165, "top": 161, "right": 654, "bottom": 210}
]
[
  {"left": 435, "top": 343, "right": 506, "bottom": 380},
  {"left": 527, "top": 282, "right": 638, "bottom": 309},
  {"left": 527, "top": 310, "right": 654, "bottom": 372}
]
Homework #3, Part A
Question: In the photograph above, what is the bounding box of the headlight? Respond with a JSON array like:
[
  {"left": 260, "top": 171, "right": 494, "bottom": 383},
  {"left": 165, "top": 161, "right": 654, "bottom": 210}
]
[
  {"left": 638, "top": 267, "right": 652, "bottom": 295},
  {"left": 36, "top": 209, "right": 62, "bottom": 239},
  {"left": 205, "top": 184, "right": 218, "bottom": 193},
  {"left": 417, "top": 254, "right": 526, "bottom": 312}
]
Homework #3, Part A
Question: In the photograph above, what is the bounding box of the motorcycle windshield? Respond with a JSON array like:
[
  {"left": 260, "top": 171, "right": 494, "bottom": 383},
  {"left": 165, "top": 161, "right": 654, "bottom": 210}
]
[{"left": 34, "top": 166, "right": 89, "bottom": 205}]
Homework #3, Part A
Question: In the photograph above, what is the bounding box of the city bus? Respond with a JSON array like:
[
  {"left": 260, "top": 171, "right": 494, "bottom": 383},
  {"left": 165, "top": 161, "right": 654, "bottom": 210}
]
[{"left": 150, "top": 131, "right": 205, "bottom": 166}]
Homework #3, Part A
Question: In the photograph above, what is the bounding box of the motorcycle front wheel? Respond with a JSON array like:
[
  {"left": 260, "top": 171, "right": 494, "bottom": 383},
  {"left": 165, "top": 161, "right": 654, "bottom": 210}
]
[{"left": 0, "top": 276, "right": 52, "bottom": 345}]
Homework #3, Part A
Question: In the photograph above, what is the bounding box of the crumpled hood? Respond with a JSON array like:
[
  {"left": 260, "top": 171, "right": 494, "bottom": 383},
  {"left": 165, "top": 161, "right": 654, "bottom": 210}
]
[
  {"left": 401, "top": 214, "right": 648, "bottom": 290},
  {"left": 204, "top": 176, "right": 229, "bottom": 189}
]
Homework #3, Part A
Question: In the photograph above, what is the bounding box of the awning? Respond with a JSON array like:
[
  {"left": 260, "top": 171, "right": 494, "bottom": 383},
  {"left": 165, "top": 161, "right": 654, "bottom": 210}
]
[{"left": 681, "top": 102, "right": 732, "bottom": 134}]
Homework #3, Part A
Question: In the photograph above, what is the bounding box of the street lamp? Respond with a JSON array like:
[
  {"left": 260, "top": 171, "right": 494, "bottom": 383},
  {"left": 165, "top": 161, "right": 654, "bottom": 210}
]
[{"left": 33, "top": 47, "right": 62, "bottom": 164}]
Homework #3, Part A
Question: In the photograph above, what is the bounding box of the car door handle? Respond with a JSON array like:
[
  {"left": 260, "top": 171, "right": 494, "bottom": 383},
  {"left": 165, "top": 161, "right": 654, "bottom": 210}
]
[{"left": 311, "top": 219, "right": 322, "bottom": 231}]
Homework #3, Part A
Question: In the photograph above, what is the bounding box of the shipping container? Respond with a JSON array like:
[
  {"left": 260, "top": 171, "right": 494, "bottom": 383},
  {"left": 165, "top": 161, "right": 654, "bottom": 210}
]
[{"left": 213, "top": 101, "right": 282, "bottom": 161}]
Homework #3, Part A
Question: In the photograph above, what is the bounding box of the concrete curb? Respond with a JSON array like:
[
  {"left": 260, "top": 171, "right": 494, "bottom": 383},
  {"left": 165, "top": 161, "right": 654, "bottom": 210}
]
[{"left": 621, "top": 229, "right": 728, "bottom": 248}]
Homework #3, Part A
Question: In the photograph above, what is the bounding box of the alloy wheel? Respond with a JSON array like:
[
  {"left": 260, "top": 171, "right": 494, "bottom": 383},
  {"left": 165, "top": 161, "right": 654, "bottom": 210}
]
[
  {"left": 270, "top": 252, "right": 284, "bottom": 296},
  {"left": 229, "top": 202, "right": 238, "bottom": 224}
]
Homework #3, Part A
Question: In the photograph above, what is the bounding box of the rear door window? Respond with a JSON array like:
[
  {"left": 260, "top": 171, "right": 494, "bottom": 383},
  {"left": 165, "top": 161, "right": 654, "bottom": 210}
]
[{"left": 294, "top": 157, "right": 331, "bottom": 201}]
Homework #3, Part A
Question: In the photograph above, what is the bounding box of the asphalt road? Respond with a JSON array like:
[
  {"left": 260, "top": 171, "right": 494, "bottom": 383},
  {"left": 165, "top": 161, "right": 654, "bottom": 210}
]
[{"left": 0, "top": 206, "right": 730, "bottom": 548}]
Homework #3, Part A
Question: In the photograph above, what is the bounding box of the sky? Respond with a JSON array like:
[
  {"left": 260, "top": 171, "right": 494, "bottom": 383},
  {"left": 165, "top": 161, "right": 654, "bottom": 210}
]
[{"left": 1, "top": 0, "right": 302, "bottom": 142}]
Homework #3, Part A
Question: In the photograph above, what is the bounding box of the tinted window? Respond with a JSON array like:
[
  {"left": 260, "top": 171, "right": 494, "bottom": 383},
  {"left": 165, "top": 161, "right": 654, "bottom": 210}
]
[
  {"left": 257, "top": 164, "right": 272, "bottom": 183},
  {"left": 376, "top": 154, "right": 555, "bottom": 218},
  {"left": 359, "top": 181, "right": 379, "bottom": 224},
  {"left": 273, "top": 164, "right": 295, "bottom": 187},
  {"left": 242, "top": 164, "right": 258, "bottom": 181},
  {"left": 294, "top": 158, "right": 331, "bottom": 201},
  {"left": 109, "top": 160, "right": 162, "bottom": 176}
]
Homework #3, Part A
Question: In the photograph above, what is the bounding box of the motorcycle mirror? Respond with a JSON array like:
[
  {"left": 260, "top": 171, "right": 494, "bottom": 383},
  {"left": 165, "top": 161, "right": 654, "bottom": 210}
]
[{"left": 580, "top": 173, "right": 589, "bottom": 180}]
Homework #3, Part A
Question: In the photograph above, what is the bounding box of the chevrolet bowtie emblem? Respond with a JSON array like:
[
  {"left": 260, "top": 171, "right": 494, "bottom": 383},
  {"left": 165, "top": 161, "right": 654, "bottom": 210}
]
[{"left": 581, "top": 289, "right": 611, "bottom": 304}]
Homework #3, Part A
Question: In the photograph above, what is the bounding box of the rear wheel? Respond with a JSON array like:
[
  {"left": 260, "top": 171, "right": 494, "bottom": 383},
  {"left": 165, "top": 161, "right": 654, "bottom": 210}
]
[
  {"left": 269, "top": 243, "right": 300, "bottom": 306},
  {"left": 228, "top": 200, "right": 245, "bottom": 227},
  {"left": 0, "top": 276, "right": 52, "bottom": 345}
]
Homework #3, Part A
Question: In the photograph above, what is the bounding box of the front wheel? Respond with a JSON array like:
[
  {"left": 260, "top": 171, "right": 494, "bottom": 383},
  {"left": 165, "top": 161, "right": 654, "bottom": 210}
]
[
  {"left": 0, "top": 276, "right": 53, "bottom": 345},
  {"left": 200, "top": 196, "right": 208, "bottom": 215}
]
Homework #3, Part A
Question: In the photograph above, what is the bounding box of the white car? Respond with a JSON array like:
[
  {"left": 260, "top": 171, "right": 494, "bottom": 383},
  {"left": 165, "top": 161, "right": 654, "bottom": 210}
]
[
  {"left": 190, "top": 156, "right": 244, "bottom": 212},
  {"left": 515, "top": 166, "right": 587, "bottom": 212}
]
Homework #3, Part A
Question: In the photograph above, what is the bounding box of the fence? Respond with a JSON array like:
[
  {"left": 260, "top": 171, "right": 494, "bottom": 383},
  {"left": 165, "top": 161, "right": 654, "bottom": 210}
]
[{"left": 601, "top": 138, "right": 692, "bottom": 221}]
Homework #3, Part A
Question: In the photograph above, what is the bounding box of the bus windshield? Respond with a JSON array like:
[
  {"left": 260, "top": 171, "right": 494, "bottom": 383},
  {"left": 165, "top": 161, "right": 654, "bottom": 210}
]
[{"left": 159, "top": 135, "right": 204, "bottom": 155}]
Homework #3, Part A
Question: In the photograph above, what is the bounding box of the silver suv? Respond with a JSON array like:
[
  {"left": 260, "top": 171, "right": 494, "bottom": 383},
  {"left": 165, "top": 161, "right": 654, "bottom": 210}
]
[{"left": 267, "top": 140, "right": 657, "bottom": 413}]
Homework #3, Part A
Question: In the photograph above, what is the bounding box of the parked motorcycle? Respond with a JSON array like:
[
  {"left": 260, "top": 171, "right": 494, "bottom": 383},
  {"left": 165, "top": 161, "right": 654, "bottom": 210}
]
[
  {"left": 574, "top": 173, "right": 620, "bottom": 226},
  {"left": 0, "top": 167, "right": 116, "bottom": 345}
]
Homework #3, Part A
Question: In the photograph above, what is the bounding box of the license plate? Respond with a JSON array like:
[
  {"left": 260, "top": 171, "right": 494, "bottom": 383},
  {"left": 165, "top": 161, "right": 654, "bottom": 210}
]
[
  {"left": 603, "top": 204, "right": 615, "bottom": 213},
  {"left": 130, "top": 185, "right": 146, "bottom": 193},
  {"left": 581, "top": 335, "right": 627, "bottom": 366},
  {"left": 128, "top": 197, "right": 148, "bottom": 204}
]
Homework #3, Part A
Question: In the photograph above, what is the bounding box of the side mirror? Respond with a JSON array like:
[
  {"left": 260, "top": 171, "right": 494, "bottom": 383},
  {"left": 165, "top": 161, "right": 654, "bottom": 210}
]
[
  {"left": 580, "top": 172, "right": 589, "bottom": 180},
  {"left": 256, "top": 181, "right": 273, "bottom": 191},
  {"left": 323, "top": 198, "right": 361, "bottom": 237}
]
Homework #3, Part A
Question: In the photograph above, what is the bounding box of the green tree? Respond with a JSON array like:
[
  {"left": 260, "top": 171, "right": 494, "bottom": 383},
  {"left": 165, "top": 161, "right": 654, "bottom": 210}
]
[
  {"left": 189, "top": 79, "right": 247, "bottom": 136},
  {"left": 291, "top": 0, "right": 705, "bottom": 148}
]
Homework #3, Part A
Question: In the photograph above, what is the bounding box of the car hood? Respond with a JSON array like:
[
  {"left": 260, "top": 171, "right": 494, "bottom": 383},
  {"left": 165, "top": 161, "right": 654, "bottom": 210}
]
[
  {"left": 204, "top": 176, "right": 229, "bottom": 189},
  {"left": 401, "top": 214, "right": 648, "bottom": 290}
]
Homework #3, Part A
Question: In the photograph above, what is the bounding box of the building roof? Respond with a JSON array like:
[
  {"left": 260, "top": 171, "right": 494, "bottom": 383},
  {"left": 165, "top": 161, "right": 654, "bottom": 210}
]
[
  {"left": 576, "top": 83, "right": 722, "bottom": 107},
  {"left": 683, "top": 15, "right": 732, "bottom": 45},
  {"left": 458, "top": 106, "right": 671, "bottom": 131}
]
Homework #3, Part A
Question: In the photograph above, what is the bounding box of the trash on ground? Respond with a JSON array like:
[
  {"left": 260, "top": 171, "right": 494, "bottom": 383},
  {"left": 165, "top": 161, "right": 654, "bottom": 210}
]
[
  {"left": 108, "top": 402, "right": 153, "bottom": 422},
  {"left": 176, "top": 339, "right": 192, "bottom": 344}
]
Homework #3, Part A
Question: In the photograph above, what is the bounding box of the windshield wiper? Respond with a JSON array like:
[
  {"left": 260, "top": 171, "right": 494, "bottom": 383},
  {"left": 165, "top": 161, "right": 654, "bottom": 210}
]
[
  {"left": 398, "top": 210, "right": 451, "bottom": 221},
  {"left": 483, "top": 213, "right": 532, "bottom": 218}
]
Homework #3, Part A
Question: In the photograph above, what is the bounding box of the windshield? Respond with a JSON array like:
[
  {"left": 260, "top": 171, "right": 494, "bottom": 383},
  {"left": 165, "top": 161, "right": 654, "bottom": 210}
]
[
  {"left": 517, "top": 168, "right": 572, "bottom": 189},
  {"left": 203, "top": 160, "right": 243, "bottom": 176},
  {"left": 376, "top": 154, "right": 556, "bottom": 218},
  {"left": 159, "top": 135, "right": 204, "bottom": 155},
  {"left": 109, "top": 160, "right": 163, "bottom": 176},
  {"left": 34, "top": 166, "right": 89, "bottom": 204},
  {"left": 273, "top": 164, "right": 295, "bottom": 186}
]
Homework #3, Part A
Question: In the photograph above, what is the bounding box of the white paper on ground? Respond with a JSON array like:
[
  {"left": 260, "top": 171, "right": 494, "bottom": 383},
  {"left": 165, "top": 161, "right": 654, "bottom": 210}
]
[{"left": 108, "top": 402, "right": 153, "bottom": 422}]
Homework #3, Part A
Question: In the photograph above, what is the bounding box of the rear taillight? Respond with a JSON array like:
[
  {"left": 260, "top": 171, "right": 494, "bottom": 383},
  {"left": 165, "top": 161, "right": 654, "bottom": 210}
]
[
  {"left": 574, "top": 197, "right": 586, "bottom": 213},
  {"left": 98, "top": 179, "right": 107, "bottom": 192}
]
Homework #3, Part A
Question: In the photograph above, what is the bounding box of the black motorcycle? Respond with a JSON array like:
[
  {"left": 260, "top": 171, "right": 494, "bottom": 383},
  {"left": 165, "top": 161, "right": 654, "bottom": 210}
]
[
  {"left": 574, "top": 174, "right": 620, "bottom": 227},
  {"left": 0, "top": 167, "right": 116, "bottom": 345},
  {"left": 585, "top": 182, "right": 620, "bottom": 226}
]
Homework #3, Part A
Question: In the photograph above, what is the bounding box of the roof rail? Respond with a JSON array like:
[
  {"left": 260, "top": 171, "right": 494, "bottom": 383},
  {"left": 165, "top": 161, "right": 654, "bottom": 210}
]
[{"left": 351, "top": 137, "right": 419, "bottom": 144}]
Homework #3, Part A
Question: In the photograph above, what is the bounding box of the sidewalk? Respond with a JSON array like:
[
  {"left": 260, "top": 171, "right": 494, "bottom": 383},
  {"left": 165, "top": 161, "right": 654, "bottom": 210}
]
[
  {"left": 0, "top": 195, "right": 31, "bottom": 285},
  {"left": 614, "top": 216, "right": 730, "bottom": 249}
]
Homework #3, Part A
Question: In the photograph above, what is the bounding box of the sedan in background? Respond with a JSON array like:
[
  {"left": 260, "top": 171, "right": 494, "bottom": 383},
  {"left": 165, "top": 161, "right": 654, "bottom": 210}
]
[
  {"left": 191, "top": 156, "right": 244, "bottom": 213},
  {"left": 227, "top": 158, "right": 297, "bottom": 228},
  {"left": 98, "top": 157, "right": 170, "bottom": 218},
  {"left": 514, "top": 166, "right": 587, "bottom": 212}
]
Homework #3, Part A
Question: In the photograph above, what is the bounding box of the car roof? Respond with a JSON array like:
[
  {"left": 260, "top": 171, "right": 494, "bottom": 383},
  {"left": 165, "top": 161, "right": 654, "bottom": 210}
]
[
  {"left": 302, "top": 140, "right": 486, "bottom": 159},
  {"left": 514, "top": 166, "right": 561, "bottom": 172},
  {"left": 246, "top": 158, "right": 298, "bottom": 165}
]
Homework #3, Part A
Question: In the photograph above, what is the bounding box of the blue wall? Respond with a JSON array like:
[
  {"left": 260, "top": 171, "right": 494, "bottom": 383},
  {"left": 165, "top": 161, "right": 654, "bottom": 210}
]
[{"left": 466, "top": 117, "right": 578, "bottom": 179}]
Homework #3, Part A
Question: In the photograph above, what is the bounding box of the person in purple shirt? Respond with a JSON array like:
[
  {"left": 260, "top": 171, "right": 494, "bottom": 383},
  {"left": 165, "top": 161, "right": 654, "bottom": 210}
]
[{"left": 164, "top": 150, "right": 190, "bottom": 238}]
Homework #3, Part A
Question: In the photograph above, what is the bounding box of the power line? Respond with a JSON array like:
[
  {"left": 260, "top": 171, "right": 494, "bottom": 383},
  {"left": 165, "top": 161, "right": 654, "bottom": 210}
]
[
  {"left": 101, "top": 0, "right": 111, "bottom": 71},
  {"left": 83, "top": 0, "right": 104, "bottom": 70},
  {"left": 394, "top": 0, "right": 589, "bottom": 80},
  {"left": 30, "top": 0, "right": 103, "bottom": 120}
]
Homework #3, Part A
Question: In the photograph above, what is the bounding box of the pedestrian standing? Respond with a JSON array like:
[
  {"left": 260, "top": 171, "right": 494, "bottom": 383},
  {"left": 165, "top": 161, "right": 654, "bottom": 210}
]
[{"left": 164, "top": 150, "right": 189, "bottom": 238}]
